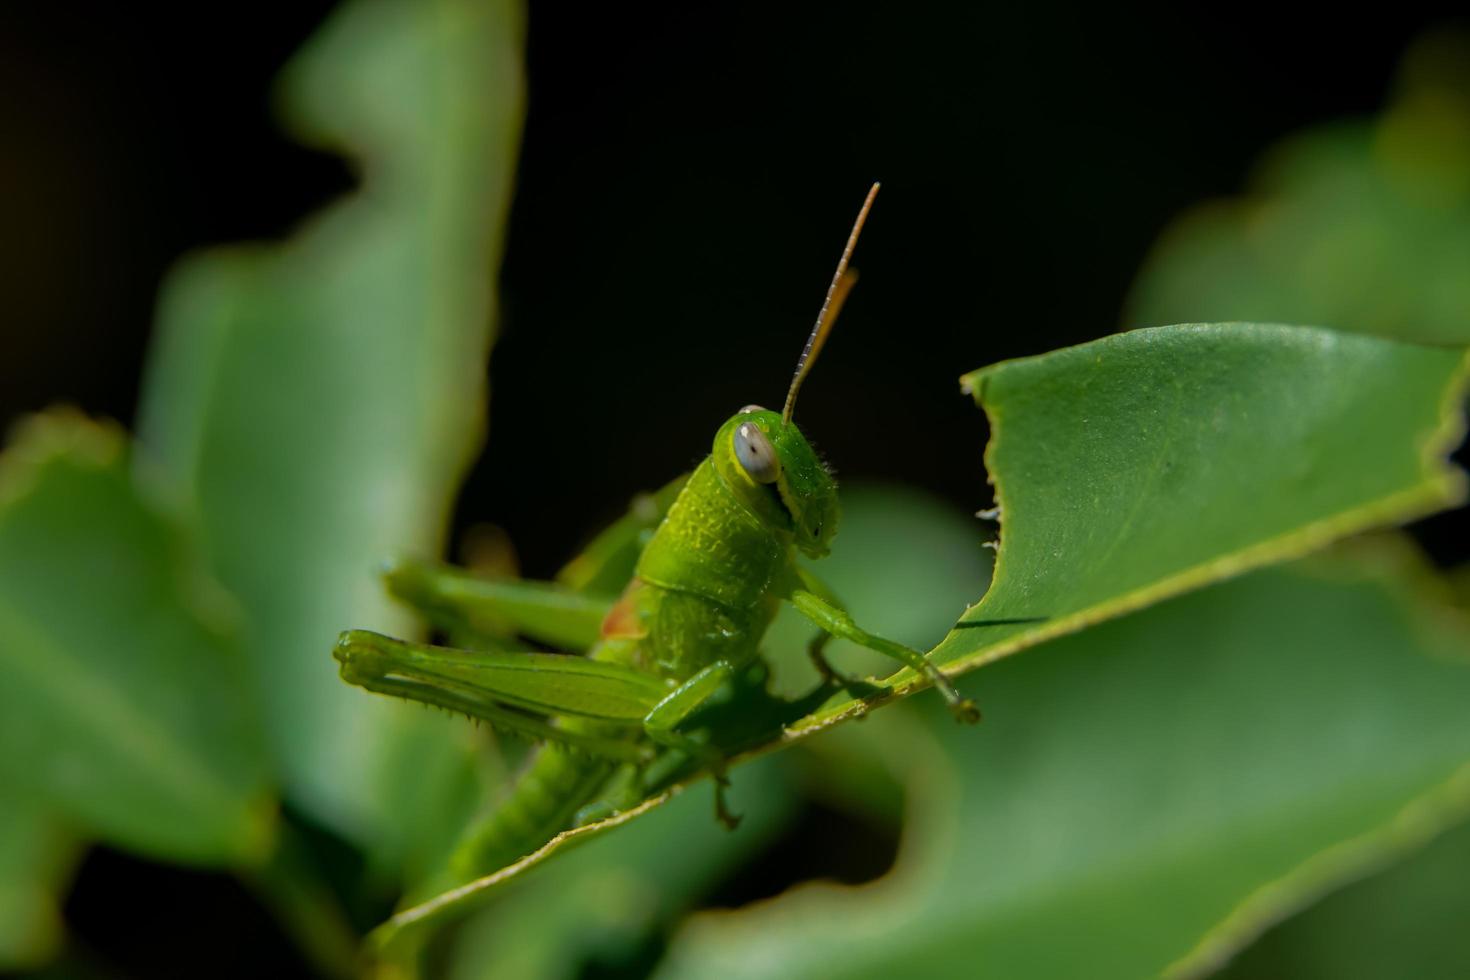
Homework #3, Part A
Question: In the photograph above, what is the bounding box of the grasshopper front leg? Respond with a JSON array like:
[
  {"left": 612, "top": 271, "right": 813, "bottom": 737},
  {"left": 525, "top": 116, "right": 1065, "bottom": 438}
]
[
  {"left": 786, "top": 589, "right": 981, "bottom": 724},
  {"left": 643, "top": 660, "right": 742, "bottom": 828},
  {"left": 789, "top": 568, "right": 866, "bottom": 688}
]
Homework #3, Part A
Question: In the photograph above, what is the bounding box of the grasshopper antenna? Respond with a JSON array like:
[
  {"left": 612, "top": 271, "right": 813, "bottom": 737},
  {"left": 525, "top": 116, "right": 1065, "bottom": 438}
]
[{"left": 782, "top": 181, "right": 880, "bottom": 423}]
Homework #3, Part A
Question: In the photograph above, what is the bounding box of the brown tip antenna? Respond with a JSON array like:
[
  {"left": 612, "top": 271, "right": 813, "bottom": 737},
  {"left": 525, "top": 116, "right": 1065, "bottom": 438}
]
[{"left": 782, "top": 182, "right": 880, "bottom": 422}]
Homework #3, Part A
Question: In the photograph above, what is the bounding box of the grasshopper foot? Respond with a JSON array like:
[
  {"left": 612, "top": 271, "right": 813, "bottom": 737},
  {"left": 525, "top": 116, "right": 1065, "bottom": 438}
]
[
  {"left": 929, "top": 667, "right": 981, "bottom": 724},
  {"left": 713, "top": 772, "right": 742, "bottom": 831},
  {"left": 950, "top": 697, "right": 982, "bottom": 725}
]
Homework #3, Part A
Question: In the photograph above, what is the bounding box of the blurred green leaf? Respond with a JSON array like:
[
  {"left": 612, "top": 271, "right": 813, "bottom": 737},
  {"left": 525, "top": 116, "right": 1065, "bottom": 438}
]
[
  {"left": 656, "top": 540, "right": 1470, "bottom": 979},
  {"left": 0, "top": 789, "right": 75, "bottom": 970},
  {"left": 135, "top": 0, "right": 525, "bottom": 856},
  {"left": 1217, "top": 809, "right": 1470, "bottom": 979},
  {"left": 807, "top": 322, "right": 1466, "bottom": 726},
  {"left": 0, "top": 413, "right": 272, "bottom": 864},
  {"left": 1127, "top": 33, "right": 1470, "bottom": 345}
]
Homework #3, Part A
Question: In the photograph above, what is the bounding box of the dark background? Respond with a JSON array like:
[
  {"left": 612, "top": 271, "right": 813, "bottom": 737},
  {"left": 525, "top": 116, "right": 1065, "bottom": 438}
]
[{"left": 3, "top": 3, "right": 1466, "bottom": 976}]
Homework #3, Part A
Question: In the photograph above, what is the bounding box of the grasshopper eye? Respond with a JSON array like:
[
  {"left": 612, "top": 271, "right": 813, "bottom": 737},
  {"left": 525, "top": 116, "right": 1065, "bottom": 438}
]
[{"left": 734, "top": 422, "right": 780, "bottom": 484}]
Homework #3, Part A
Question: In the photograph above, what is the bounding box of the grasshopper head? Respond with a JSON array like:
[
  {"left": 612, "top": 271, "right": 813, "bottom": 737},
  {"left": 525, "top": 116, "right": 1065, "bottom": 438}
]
[
  {"left": 714, "top": 407, "right": 838, "bottom": 559},
  {"left": 707, "top": 183, "right": 879, "bottom": 559}
]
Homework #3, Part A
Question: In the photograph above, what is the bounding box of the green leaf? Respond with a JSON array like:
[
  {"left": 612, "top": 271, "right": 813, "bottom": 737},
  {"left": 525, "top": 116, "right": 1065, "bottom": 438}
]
[
  {"left": 655, "top": 541, "right": 1470, "bottom": 979},
  {"left": 134, "top": 0, "right": 525, "bottom": 849},
  {"left": 0, "top": 413, "right": 273, "bottom": 864},
  {"left": 807, "top": 322, "right": 1466, "bottom": 726},
  {"left": 1126, "top": 32, "right": 1470, "bottom": 346},
  {"left": 1218, "top": 811, "right": 1470, "bottom": 979}
]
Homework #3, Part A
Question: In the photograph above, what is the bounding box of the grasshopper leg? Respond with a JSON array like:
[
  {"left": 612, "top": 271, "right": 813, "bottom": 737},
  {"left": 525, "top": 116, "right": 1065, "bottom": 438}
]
[
  {"left": 807, "top": 630, "right": 839, "bottom": 683},
  {"left": 644, "top": 661, "right": 742, "bottom": 829},
  {"left": 795, "top": 569, "right": 882, "bottom": 699},
  {"left": 807, "top": 630, "right": 868, "bottom": 689},
  {"left": 788, "top": 589, "right": 981, "bottom": 724},
  {"left": 333, "top": 630, "right": 666, "bottom": 761},
  {"left": 381, "top": 556, "right": 611, "bottom": 652}
]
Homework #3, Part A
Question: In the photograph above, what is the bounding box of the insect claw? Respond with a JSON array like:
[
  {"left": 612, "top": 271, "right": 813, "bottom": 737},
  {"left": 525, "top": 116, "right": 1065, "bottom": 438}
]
[
  {"left": 715, "top": 788, "right": 742, "bottom": 830},
  {"left": 950, "top": 698, "right": 982, "bottom": 725},
  {"left": 710, "top": 768, "right": 743, "bottom": 830}
]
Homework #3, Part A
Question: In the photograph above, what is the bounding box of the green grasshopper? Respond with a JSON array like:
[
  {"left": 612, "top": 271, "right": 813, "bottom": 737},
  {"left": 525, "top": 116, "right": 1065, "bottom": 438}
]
[{"left": 333, "top": 184, "right": 978, "bottom": 882}]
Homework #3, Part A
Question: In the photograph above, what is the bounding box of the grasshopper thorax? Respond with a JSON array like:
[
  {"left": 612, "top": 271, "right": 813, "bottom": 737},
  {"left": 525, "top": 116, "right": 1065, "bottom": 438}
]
[{"left": 712, "top": 406, "right": 838, "bottom": 559}]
